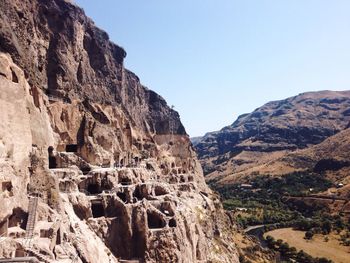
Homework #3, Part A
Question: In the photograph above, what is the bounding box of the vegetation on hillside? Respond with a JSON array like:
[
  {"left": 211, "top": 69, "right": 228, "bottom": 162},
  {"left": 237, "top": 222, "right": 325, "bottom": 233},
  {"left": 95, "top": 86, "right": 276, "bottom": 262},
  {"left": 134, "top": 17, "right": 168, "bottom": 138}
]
[
  {"left": 211, "top": 171, "right": 350, "bottom": 262},
  {"left": 210, "top": 172, "right": 334, "bottom": 227}
]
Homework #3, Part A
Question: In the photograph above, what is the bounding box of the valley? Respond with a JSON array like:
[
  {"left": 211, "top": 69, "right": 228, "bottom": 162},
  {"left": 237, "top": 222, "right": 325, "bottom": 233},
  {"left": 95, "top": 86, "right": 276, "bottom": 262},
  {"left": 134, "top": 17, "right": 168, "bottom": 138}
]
[
  {"left": 0, "top": 0, "right": 349, "bottom": 262},
  {"left": 194, "top": 91, "right": 350, "bottom": 262}
]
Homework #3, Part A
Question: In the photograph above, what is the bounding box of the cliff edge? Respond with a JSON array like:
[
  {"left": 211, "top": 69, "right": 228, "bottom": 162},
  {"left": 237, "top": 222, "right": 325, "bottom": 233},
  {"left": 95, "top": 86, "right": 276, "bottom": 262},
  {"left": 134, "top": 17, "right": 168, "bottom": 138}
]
[{"left": 0, "top": 0, "right": 239, "bottom": 262}]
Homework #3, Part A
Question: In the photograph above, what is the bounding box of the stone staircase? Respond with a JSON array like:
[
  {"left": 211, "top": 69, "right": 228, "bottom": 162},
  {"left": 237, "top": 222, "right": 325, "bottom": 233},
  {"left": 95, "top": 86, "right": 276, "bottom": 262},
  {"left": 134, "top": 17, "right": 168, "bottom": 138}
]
[
  {"left": 24, "top": 247, "right": 52, "bottom": 263},
  {"left": 25, "top": 196, "right": 38, "bottom": 239}
]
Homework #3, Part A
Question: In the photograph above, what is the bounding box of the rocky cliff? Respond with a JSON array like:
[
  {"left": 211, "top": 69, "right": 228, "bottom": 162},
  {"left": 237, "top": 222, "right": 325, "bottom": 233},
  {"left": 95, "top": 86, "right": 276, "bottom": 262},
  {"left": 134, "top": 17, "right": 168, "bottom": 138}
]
[
  {"left": 0, "top": 0, "right": 239, "bottom": 262},
  {"left": 194, "top": 90, "right": 350, "bottom": 184}
]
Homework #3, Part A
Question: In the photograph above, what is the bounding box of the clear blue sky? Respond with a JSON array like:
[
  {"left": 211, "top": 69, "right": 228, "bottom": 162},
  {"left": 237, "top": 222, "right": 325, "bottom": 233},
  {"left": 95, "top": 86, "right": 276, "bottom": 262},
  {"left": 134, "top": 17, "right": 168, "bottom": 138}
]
[{"left": 75, "top": 0, "right": 350, "bottom": 137}]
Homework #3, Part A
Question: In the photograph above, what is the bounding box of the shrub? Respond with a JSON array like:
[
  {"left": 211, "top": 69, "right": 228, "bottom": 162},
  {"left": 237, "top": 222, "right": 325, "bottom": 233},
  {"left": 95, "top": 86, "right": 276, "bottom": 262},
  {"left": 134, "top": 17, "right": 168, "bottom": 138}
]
[
  {"left": 265, "top": 235, "right": 275, "bottom": 249},
  {"left": 317, "top": 258, "right": 333, "bottom": 263},
  {"left": 304, "top": 230, "right": 314, "bottom": 240},
  {"left": 321, "top": 220, "right": 332, "bottom": 235}
]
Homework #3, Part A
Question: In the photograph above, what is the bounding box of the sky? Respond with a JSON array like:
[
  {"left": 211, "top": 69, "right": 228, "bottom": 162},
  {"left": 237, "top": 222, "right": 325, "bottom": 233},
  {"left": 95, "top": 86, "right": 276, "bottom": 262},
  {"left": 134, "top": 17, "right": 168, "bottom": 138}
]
[{"left": 75, "top": 0, "right": 350, "bottom": 137}]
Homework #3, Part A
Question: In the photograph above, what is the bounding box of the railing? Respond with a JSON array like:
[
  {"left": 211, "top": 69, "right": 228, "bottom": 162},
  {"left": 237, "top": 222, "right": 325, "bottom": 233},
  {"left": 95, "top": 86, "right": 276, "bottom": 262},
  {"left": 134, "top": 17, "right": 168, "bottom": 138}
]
[
  {"left": 24, "top": 248, "right": 51, "bottom": 263},
  {"left": 0, "top": 257, "right": 40, "bottom": 263}
]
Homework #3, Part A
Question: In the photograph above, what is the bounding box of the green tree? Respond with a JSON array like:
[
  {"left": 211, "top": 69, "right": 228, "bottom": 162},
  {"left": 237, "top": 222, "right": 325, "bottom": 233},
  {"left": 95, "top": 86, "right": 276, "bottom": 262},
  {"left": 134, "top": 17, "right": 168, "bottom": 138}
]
[
  {"left": 265, "top": 235, "right": 275, "bottom": 249},
  {"left": 322, "top": 220, "right": 332, "bottom": 235},
  {"left": 279, "top": 242, "right": 290, "bottom": 256},
  {"left": 334, "top": 217, "right": 344, "bottom": 230},
  {"left": 296, "top": 250, "right": 313, "bottom": 263},
  {"left": 305, "top": 230, "right": 314, "bottom": 240},
  {"left": 287, "top": 246, "right": 297, "bottom": 258},
  {"left": 317, "top": 258, "right": 333, "bottom": 263},
  {"left": 276, "top": 239, "right": 283, "bottom": 247}
]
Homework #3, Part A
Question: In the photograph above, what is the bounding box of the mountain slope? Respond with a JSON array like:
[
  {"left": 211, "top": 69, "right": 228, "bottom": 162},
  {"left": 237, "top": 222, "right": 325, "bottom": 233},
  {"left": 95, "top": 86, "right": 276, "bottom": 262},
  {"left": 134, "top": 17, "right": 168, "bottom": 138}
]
[
  {"left": 216, "top": 127, "right": 350, "bottom": 185},
  {"left": 260, "top": 127, "right": 350, "bottom": 179},
  {"left": 194, "top": 90, "right": 350, "bottom": 184}
]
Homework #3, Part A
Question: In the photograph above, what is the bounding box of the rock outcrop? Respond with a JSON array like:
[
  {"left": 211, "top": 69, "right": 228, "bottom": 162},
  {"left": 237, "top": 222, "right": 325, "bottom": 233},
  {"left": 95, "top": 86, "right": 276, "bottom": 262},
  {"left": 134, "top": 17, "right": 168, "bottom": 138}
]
[
  {"left": 193, "top": 90, "right": 350, "bottom": 184},
  {"left": 0, "top": 0, "right": 239, "bottom": 262}
]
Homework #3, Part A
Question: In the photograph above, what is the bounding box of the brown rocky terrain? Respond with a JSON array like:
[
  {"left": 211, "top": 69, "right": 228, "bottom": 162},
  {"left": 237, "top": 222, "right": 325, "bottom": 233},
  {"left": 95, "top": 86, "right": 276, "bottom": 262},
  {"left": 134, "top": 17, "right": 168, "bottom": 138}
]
[
  {"left": 254, "top": 127, "right": 350, "bottom": 217},
  {"left": 193, "top": 90, "right": 350, "bottom": 185},
  {"left": 256, "top": 127, "right": 350, "bottom": 180},
  {"left": 0, "top": 0, "right": 240, "bottom": 262}
]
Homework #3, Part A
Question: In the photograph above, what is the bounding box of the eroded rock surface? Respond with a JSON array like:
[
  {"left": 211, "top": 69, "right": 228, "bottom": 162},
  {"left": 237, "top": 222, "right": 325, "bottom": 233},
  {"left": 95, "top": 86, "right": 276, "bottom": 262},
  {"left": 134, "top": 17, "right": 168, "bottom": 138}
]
[{"left": 0, "top": 0, "right": 239, "bottom": 261}]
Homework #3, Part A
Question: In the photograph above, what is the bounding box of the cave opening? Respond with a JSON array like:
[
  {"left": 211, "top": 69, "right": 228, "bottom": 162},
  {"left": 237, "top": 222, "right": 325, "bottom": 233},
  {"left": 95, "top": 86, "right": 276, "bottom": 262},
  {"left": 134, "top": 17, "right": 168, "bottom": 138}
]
[
  {"left": 91, "top": 202, "right": 105, "bottom": 218},
  {"left": 146, "top": 163, "right": 153, "bottom": 170},
  {"left": 132, "top": 229, "right": 146, "bottom": 259},
  {"left": 8, "top": 208, "right": 28, "bottom": 229},
  {"left": 117, "top": 192, "right": 127, "bottom": 203},
  {"left": 133, "top": 186, "right": 142, "bottom": 200},
  {"left": 56, "top": 228, "right": 61, "bottom": 245},
  {"left": 40, "top": 229, "right": 50, "bottom": 238},
  {"left": 154, "top": 185, "right": 167, "bottom": 196},
  {"left": 133, "top": 185, "right": 149, "bottom": 201},
  {"left": 120, "top": 177, "right": 132, "bottom": 186},
  {"left": 160, "top": 202, "right": 174, "bottom": 217},
  {"left": 48, "top": 146, "right": 57, "bottom": 169},
  {"left": 87, "top": 183, "right": 101, "bottom": 195},
  {"left": 2, "top": 181, "right": 13, "bottom": 194},
  {"left": 101, "top": 181, "right": 112, "bottom": 192},
  {"left": 11, "top": 69, "right": 18, "bottom": 83},
  {"left": 147, "top": 211, "right": 166, "bottom": 229},
  {"left": 80, "top": 166, "right": 91, "bottom": 175},
  {"left": 15, "top": 249, "right": 26, "bottom": 257},
  {"left": 169, "top": 218, "right": 177, "bottom": 228},
  {"left": 65, "top": 144, "right": 78, "bottom": 153}
]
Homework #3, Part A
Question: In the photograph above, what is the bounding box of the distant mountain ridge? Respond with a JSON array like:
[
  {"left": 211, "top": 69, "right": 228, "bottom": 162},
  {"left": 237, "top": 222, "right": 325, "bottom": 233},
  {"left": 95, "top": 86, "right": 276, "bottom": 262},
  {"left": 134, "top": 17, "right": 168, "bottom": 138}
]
[{"left": 193, "top": 90, "right": 350, "bottom": 184}]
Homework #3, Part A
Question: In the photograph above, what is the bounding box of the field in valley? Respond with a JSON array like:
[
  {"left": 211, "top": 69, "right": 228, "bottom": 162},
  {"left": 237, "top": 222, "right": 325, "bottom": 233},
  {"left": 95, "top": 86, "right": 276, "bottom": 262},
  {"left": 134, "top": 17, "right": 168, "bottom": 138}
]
[{"left": 264, "top": 228, "right": 350, "bottom": 263}]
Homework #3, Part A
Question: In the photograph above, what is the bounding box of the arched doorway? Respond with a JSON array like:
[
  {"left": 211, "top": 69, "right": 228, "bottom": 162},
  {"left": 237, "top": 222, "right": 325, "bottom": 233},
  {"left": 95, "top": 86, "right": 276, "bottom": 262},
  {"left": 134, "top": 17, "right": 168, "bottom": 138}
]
[{"left": 48, "top": 146, "right": 57, "bottom": 169}]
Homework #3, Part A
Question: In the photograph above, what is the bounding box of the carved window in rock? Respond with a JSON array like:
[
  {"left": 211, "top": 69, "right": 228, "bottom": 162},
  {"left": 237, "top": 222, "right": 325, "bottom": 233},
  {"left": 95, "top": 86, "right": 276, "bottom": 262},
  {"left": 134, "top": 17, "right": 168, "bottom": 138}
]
[
  {"left": 1, "top": 181, "right": 13, "bottom": 194},
  {"left": 48, "top": 146, "right": 57, "bottom": 169},
  {"left": 8, "top": 208, "right": 28, "bottom": 229},
  {"left": 169, "top": 218, "right": 177, "bottom": 228},
  {"left": 91, "top": 202, "right": 105, "bottom": 218},
  {"left": 147, "top": 211, "right": 166, "bottom": 229},
  {"left": 87, "top": 183, "right": 101, "bottom": 195},
  {"left": 65, "top": 144, "right": 78, "bottom": 153}
]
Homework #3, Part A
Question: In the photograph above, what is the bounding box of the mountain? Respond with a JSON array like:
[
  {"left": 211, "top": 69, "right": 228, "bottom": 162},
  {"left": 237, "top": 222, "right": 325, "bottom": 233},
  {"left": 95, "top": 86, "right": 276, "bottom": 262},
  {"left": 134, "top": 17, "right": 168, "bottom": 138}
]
[
  {"left": 194, "top": 90, "right": 350, "bottom": 184},
  {"left": 0, "top": 0, "right": 240, "bottom": 262},
  {"left": 190, "top": 136, "right": 203, "bottom": 145},
  {"left": 257, "top": 127, "right": 350, "bottom": 184}
]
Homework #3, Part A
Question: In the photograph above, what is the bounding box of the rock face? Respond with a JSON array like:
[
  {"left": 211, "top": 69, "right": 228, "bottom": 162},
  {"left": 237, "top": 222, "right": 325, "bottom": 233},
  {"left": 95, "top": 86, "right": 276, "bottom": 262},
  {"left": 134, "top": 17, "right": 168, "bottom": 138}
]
[
  {"left": 193, "top": 91, "right": 350, "bottom": 184},
  {"left": 0, "top": 0, "right": 185, "bottom": 136},
  {"left": 0, "top": 0, "right": 239, "bottom": 262}
]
